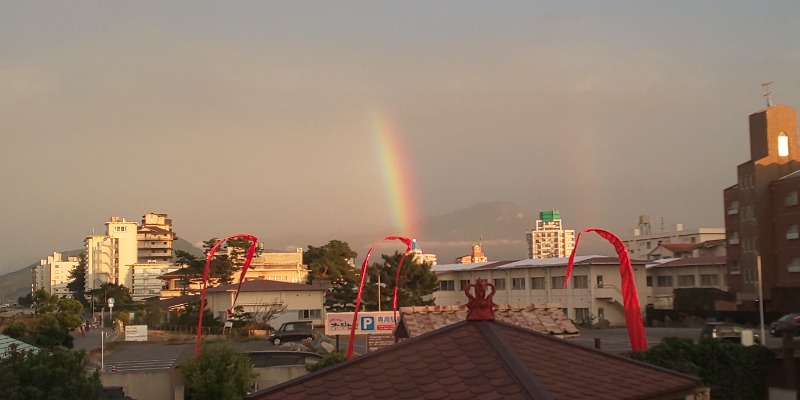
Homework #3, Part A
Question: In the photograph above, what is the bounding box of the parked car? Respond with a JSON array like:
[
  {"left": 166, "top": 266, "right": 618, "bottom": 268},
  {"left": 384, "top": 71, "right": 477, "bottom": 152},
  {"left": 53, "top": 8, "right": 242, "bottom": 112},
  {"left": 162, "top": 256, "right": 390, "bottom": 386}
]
[
  {"left": 267, "top": 321, "right": 314, "bottom": 345},
  {"left": 699, "top": 322, "right": 760, "bottom": 345},
  {"left": 769, "top": 313, "right": 800, "bottom": 337}
]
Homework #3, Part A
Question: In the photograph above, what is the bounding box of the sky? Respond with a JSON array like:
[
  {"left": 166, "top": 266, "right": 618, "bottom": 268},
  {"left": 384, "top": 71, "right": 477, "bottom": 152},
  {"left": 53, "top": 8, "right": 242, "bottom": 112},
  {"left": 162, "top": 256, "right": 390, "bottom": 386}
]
[{"left": 2, "top": 2, "right": 800, "bottom": 274}]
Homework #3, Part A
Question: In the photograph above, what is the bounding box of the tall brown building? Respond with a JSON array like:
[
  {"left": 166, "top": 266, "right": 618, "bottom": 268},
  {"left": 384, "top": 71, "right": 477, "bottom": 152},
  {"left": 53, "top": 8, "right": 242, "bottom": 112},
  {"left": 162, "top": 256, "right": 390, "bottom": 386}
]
[{"left": 724, "top": 104, "right": 800, "bottom": 311}]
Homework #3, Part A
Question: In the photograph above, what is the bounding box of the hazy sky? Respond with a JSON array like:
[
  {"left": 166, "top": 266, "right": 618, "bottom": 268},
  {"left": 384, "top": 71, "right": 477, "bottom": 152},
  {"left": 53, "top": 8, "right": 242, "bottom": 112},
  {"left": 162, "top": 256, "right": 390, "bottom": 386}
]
[{"left": 2, "top": 2, "right": 800, "bottom": 274}]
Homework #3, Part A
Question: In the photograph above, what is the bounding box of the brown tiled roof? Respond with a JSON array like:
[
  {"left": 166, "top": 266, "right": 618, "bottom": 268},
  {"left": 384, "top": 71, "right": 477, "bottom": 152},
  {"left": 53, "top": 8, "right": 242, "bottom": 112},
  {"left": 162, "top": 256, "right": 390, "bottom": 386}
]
[
  {"left": 147, "top": 294, "right": 199, "bottom": 309},
  {"left": 206, "top": 279, "right": 328, "bottom": 293},
  {"left": 395, "top": 304, "right": 579, "bottom": 338},
  {"left": 659, "top": 243, "right": 697, "bottom": 252},
  {"left": 246, "top": 320, "right": 700, "bottom": 400}
]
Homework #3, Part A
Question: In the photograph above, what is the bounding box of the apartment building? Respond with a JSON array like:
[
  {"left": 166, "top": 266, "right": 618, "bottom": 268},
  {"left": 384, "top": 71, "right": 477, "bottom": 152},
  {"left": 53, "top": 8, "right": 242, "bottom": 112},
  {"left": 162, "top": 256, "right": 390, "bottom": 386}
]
[
  {"left": 85, "top": 217, "right": 139, "bottom": 291},
  {"left": 646, "top": 239, "right": 726, "bottom": 260},
  {"left": 137, "top": 213, "right": 176, "bottom": 264},
  {"left": 525, "top": 211, "right": 575, "bottom": 259},
  {"left": 243, "top": 248, "right": 310, "bottom": 283},
  {"left": 724, "top": 103, "right": 800, "bottom": 311},
  {"left": 410, "top": 239, "right": 437, "bottom": 266},
  {"left": 131, "top": 263, "right": 180, "bottom": 301},
  {"left": 432, "top": 256, "right": 649, "bottom": 326},
  {"left": 32, "top": 252, "right": 79, "bottom": 297}
]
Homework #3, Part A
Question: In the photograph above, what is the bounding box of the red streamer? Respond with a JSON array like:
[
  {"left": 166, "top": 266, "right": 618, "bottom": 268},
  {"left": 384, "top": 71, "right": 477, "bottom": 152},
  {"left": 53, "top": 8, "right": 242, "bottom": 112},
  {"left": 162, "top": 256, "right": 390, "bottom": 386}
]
[
  {"left": 563, "top": 228, "right": 647, "bottom": 352},
  {"left": 195, "top": 234, "right": 259, "bottom": 355},
  {"left": 348, "top": 236, "right": 413, "bottom": 359}
]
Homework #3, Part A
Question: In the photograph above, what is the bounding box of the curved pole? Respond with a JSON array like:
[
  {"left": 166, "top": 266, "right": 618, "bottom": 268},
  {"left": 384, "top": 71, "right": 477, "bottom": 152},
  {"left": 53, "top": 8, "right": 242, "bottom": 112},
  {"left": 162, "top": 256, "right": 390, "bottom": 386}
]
[
  {"left": 195, "top": 234, "right": 258, "bottom": 355},
  {"left": 563, "top": 228, "right": 647, "bottom": 351},
  {"left": 347, "top": 236, "right": 412, "bottom": 359}
]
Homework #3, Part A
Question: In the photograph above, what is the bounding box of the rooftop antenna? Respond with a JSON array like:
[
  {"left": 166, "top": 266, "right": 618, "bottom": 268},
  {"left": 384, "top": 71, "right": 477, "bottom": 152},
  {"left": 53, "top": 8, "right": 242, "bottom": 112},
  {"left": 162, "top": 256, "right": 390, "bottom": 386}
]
[{"left": 762, "top": 81, "right": 774, "bottom": 108}]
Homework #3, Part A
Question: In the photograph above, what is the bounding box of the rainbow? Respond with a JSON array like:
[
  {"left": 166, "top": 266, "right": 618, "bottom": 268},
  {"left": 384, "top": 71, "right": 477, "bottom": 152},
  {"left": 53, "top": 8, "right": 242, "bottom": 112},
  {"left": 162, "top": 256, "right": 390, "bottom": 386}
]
[{"left": 371, "top": 112, "right": 418, "bottom": 237}]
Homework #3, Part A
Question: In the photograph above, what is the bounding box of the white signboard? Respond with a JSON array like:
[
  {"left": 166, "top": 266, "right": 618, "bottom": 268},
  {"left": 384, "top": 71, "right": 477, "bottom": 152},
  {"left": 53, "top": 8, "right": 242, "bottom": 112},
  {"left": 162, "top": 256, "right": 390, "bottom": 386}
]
[
  {"left": 124, "top": 325, "right": 148, "bottom": 342},
  {"left": 325, "top": 312, "right": 397, "bottom": 336}
]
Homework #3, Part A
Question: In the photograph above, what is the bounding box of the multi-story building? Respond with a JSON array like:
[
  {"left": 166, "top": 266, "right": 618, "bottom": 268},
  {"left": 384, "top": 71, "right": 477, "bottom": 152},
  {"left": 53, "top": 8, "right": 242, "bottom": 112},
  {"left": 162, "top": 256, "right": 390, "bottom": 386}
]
[
  {"left": 646, "top": 239, "right": 726, "bottom": 260},
  {"left": 32, "top": 252, "right": 79, "bottom": 297},
  {"left": 433, "top": 256, "right": 649, "bottom": 326},
  {"left": 620, "top": 216, "right": 725, "bottom": 259},
  {"left": 243, "top": 248, "right": 310, "bottom": 283},
  {"left": 137, "top": 213, "right": 176, "bottom": 264},
  {"left": 131, "top": 263, "right": 180, "bottom": 301},
  {"left": 410, "top": 239, "right": 437, "bottom": 266},
  {"left": 646, "top": 256, "right": 728, "bottom": 309},
  {"left": 525, "top": 211, "right": 575, "bottom": 259},
  {"left": 724, "top": 103, "right": 800, "bottom": 311},
  {"left": 85, "top": 217, "right": 139, "bottom": 291},
  {"left": 454, "top": 243, "right": 487, "bottom": 264}
]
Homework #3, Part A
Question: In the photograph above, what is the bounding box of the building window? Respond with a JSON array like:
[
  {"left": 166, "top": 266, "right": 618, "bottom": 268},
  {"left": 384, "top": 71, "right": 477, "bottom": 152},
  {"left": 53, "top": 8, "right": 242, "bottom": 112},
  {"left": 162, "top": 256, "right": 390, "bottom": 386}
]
[
  {"left": 460, "top": 280, "right": 470, "bottom": 290},
  {"left": 439, "top": 280, "right": 455, "bottom": 291},
  {"left": 728, "top": 231, "right": 739, "bottom": 245},
  {"left": 574, "top": 308, "right": 591, "bottom": 324},
  {"left": 646, "top": 242, "right": 651, "bottom": 249},
  {"left": 788, "top": 225, "right": 799, "bottom": 240},
  {"left": 646, "top": 276, "right": 652, "bottom": 287},
  {"left": 727, "top": 201, "right": 739, "bottom": 215},
  {"left": 493, "top": 278, "right": 506, "bottom": 290},
  {"left": 531, "top": 277, "right": 546, "bottom": 290},
  {"left": 790, "top": 258, "right": 800, "bottom": 273},
  {"left": 701, "top": 274, "right": 719, "bottom": 286},
  {"left": 657, "top": 276, "right": 673, "bottom": 287},
  {"left": 730, "top": 261, "right": 741, "bottom": 275},
  {"left": 779, "top": 132, "right": 790, "bottom": 157},
  {"left": 786, "top": 191, "right": 799, "bottom": 207},
  {"left": 551, "top": 276, "right": 565, "bottom": 289},
  {"left": 573, "top": 275, "right": 589, "bottom": 289},
  {"left": 678, "top": 275, "right": 695, "bottom": 287},
  {"left": 299, "top": 309, "right": 322, "bottom": 320},
  {"left": 511, "top": 278, "right": 526, "bottom": 290}
]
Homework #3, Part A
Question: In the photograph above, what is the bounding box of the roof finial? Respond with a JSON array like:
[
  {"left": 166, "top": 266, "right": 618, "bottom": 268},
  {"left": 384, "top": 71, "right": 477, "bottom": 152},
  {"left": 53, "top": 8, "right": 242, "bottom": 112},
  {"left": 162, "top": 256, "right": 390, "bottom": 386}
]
[
  {"left": 762, "top": 81, "right": 774, "bottom": 108},
  {"left": 465, "top": 278, "right": 498, "bottom": 321}
]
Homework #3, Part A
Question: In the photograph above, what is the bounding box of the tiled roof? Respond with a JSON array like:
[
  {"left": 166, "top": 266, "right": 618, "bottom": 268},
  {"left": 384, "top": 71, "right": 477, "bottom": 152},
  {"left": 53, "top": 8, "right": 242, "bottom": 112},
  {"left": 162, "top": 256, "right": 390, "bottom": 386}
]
[
  {"left": 658, "top": 243, "right": 698, "bottom": 252},
  {"left": 0, "top": 334, "right": 38, "bottom": 358},
  {"left": 246, "top": 320, "right": 700, "bottom": 400},
  {"left": 207, "top": 279, "right": 328, "bottom": 293},
  {"left": 148, "top": 294, "right": 199, "bottom": 309},
  {"left": 395, "top": 304, "right": 579, "bottom": 338}
]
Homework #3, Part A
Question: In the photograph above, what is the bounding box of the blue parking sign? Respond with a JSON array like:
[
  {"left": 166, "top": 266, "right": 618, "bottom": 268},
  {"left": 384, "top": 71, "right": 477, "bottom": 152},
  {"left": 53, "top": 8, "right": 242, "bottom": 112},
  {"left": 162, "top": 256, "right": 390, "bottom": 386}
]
[{"left": 360, "top": 316, "right": 375, "bottom": 331}]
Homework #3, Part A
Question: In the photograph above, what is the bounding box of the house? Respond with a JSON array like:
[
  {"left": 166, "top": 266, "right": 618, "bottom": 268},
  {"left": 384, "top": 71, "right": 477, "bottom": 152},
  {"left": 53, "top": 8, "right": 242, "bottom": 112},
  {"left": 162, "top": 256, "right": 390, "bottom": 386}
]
[
  {"left": 205, "top": 280, "right": 328, "bottom": 328},
  {"left": 246, "top": 281, "right": 702, "bottom": 400},
  {"left": 647, "top": 239, "right": 726, "bottom": 260},
  {"left": 433, "top": 256, "right": 649, "bottom": 326}
]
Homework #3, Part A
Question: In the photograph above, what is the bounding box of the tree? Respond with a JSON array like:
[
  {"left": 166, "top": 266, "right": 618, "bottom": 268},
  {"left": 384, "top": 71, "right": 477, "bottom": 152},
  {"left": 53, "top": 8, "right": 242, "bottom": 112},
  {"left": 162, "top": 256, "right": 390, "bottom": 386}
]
[
  {"left": 229, "top": 298, "right": 287, "bottom": 330},
  {"left": 32, "top": 289, "right": 58, "bottom": 315},
  {"left": 17, "top": 293, "right": 33, "bottom": 307},
  {"left": 0, "top": 346, "right": 101, "bottom": 400},
  {"left": 361, "top": 251, "right": 438, "bottom": 310},
  {"left": 630, "top": 337, "right": 774, "bottom": 399},
  {"left": 203, "top": 238, "right": 237, "bottom": 284},
  {"left": 174, "top": 299, "right": 221, "bottom": 328},
  {"left": 305, "top": 240, "right": 358, "bottom": 311},
  {"left": 87, "top": 283, "right": 133, "bottom": 311},
  {"left": 3, "top": 315, "right": 74, "bottom": 349},
  {"left": 66, "top": 252, "right": 88, "bottom": 307},
  {"left": 181, "top": 342, "right": 254, "bottom": 400}
]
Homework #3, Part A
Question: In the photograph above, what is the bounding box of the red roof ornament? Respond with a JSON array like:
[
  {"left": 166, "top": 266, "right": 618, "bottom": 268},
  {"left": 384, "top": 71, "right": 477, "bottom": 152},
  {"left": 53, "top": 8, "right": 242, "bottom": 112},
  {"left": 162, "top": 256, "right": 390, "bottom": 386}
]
[{"left": 465, "top": 278, "right": 498, "bottom": 321}]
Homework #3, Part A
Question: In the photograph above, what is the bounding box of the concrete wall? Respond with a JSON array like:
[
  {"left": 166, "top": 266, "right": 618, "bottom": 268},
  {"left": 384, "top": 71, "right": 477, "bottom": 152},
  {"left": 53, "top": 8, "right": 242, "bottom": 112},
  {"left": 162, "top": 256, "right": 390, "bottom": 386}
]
[
  {"left": 252, "top": 365, "right": 310, "bottom": 392},
  {"left": 100, "top": 369, "right": 183, "bottom": 400}
]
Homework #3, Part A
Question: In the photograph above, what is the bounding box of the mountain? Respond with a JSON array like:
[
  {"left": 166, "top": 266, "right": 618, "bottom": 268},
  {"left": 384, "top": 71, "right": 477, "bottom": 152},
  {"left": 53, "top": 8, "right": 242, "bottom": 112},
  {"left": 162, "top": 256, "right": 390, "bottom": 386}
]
[{"left": 0, "top": 238, "right": 203, "bottom": 303}]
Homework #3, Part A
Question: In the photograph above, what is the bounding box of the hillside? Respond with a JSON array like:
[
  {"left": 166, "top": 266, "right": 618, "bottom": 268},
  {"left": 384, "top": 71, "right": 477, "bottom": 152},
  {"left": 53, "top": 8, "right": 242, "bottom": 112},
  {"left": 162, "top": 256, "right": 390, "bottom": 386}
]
[{"left": 0, "top": 238, "right": 202, "bottom": 303}]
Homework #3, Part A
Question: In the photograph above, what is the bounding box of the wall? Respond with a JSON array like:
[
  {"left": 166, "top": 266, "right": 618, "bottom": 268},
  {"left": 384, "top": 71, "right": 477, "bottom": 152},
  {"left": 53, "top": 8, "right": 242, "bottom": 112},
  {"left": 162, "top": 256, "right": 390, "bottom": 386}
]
[{"left": 100, "top": 369, "right": 182, "bottom": 400}]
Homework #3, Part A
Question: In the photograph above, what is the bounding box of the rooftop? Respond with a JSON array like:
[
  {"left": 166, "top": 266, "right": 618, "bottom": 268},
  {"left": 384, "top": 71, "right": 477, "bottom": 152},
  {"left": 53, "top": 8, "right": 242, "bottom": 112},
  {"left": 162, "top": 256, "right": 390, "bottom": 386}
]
[{"left": 207, "top": 279, "right": 328, "bottom": 293}]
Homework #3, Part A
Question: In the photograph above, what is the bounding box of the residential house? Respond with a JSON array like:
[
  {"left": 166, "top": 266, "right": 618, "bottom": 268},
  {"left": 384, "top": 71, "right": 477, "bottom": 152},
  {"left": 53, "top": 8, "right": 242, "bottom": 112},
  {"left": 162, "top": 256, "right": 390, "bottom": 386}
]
[
  {"left": 647, "top": 239, "right": 726, "bottom": 260},
  {"left": 205, "top": 280, "right": 328, "bottom": 328}
]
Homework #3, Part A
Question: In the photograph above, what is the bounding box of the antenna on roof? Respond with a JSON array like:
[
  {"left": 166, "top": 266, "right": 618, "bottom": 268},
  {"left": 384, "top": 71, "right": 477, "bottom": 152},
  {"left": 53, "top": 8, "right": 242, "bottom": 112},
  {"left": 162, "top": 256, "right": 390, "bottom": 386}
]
[{"left": 762, "top": 81, "right": 774, "bottom": 108}]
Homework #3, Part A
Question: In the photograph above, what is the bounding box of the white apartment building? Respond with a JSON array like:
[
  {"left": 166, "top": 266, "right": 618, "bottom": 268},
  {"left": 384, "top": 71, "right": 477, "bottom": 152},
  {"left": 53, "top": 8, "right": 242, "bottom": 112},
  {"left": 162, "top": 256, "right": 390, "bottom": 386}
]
[
  {"left": 33, "top": 252, "right": 79, "bottom": 297},
  {"left": 85, "top": 217, "right": 139, "bottom": 291},
  {"left": 131, "top": 263, "right": 180, "bottom": 301},
  {"left": 525, "top": 211, "right": 575, "bottom": 259},
  {"left": 243, "top": 248, "right": 310, "bottom": 283},
  {"left": 621, "top": 216, "right": 725, "bottom": 259},
  {"left": 432, "top": 256, "right": 649, "bottom": 326}
]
